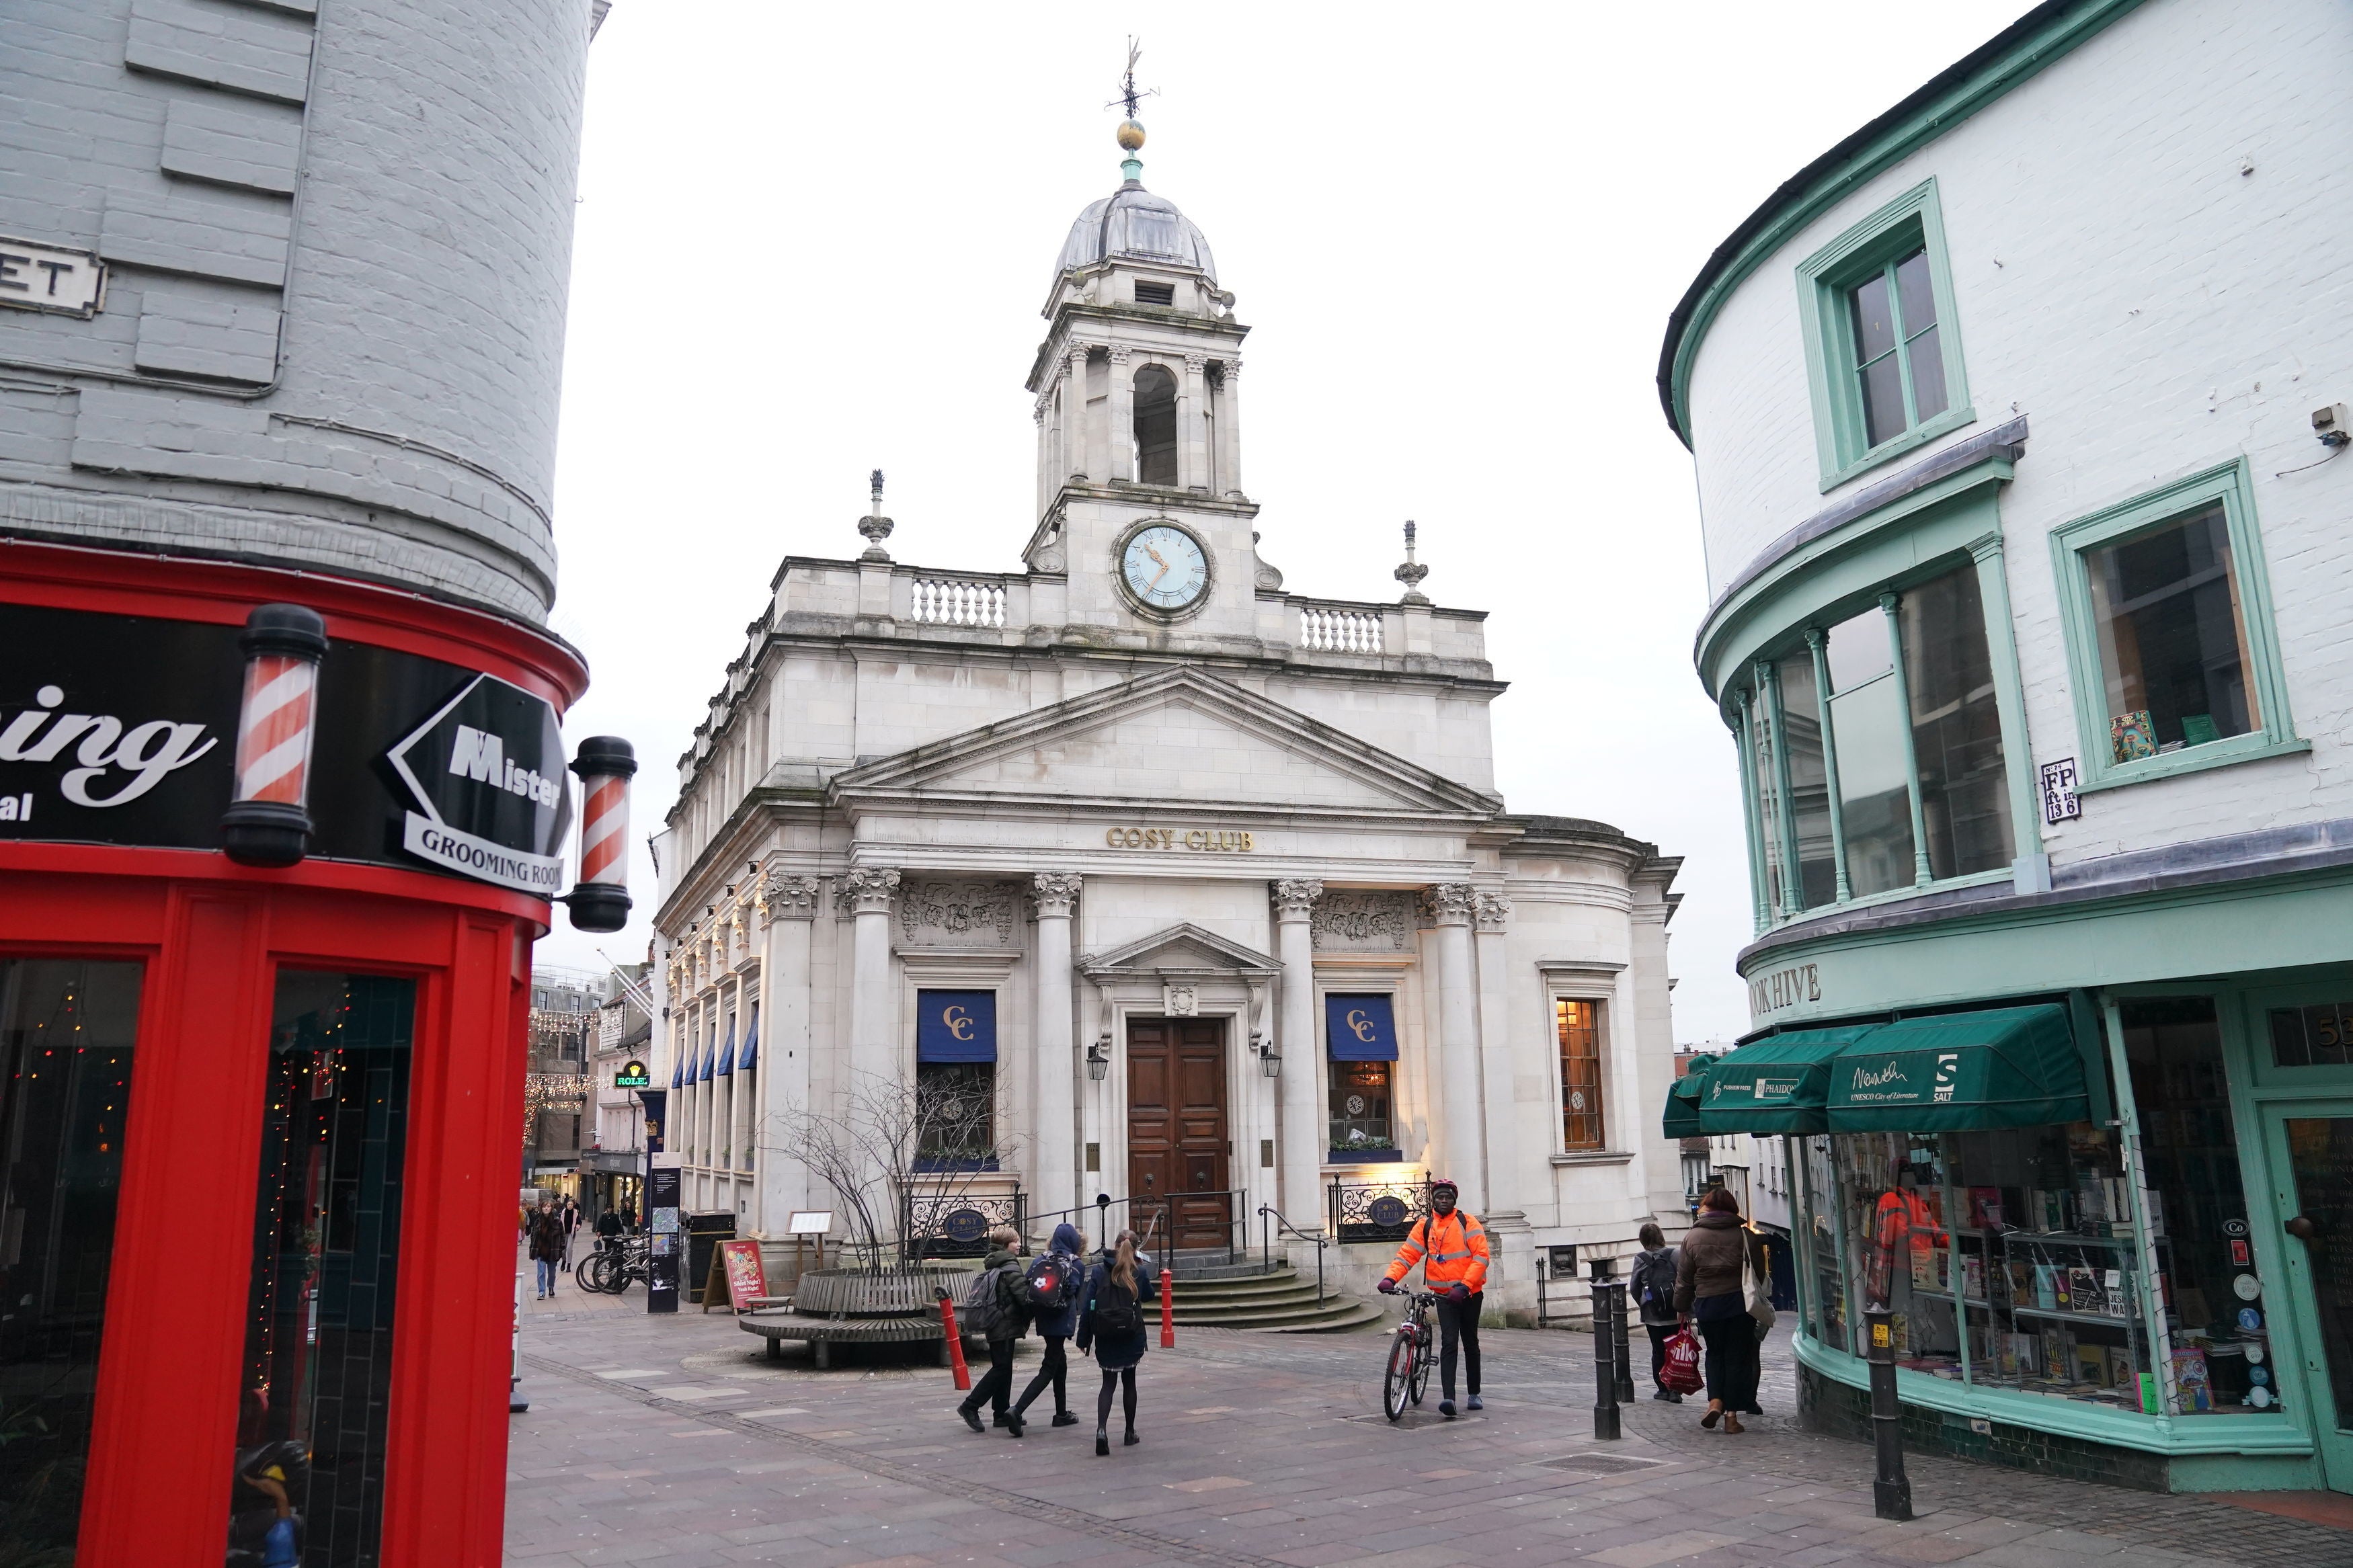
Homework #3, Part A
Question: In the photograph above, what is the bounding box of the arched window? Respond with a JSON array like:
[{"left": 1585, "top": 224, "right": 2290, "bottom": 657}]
[{"left": 1133, "top": 364, "right": 1178, "bottom": 487}]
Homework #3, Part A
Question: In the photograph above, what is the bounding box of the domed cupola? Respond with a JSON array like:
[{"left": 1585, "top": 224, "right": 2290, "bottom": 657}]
[{"left": 1055, "top": 182, "right": 1216, "bottom": 283}]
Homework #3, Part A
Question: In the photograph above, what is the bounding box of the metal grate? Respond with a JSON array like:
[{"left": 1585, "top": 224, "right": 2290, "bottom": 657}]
[
  {"left": 909, "top": 578, "right": 1007, "bottom": 628},
  {"left": 1534, "top": 1452, "right": 1665, "bottom": 1475}
]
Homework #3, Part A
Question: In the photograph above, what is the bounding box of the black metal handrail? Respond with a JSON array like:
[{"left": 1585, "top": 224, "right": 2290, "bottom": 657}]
[
  {"left": 1256, "top": 1202, "right": 1327, "bottom": 1306},
  {"left": 1025, "top": 1190, "right": 1253, "bottom": 1270}
]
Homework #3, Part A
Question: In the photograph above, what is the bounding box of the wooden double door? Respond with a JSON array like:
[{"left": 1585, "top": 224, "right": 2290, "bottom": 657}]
[{"left": 1126, "top": 1018, "right": 1232, "bottom": 1253}]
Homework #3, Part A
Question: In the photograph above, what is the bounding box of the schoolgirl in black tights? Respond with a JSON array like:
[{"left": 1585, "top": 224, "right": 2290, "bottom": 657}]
[{"left": 1072, "top": 1229, "right": 1159, "bottom": 1456}]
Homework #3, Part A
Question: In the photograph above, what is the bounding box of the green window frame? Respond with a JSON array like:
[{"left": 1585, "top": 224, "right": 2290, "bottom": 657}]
[
  {"left": 1729, "top": 545, "right": 2032, "bottom": 933},
  {"left": 1796, "top": 179, "right": 1975, "bottom": 492},
  {"left": 2050, "top": 457, "right": 2304, "bottom": 793}
]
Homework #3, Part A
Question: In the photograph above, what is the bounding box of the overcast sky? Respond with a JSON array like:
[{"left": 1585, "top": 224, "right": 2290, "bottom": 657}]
[{"left": 536, "top": 1, "right": 2033, "bottom": 1041}]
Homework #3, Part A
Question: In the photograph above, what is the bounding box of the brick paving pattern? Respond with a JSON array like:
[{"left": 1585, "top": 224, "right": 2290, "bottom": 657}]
[{"left": 506, "top": 1291, "right": 2353, "bottom": 1567}]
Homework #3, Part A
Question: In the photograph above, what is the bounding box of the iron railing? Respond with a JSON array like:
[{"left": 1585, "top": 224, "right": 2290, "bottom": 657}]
[
  {"left": 1328, "top": 1176, "right": 1430, "bottom": 1243},
  {"left": 1257, "top": 1202, "right": 1327, "bottom": 1305},
  {"left": 900, "top": 1187, "right": 1024, "bottom": 1262}
]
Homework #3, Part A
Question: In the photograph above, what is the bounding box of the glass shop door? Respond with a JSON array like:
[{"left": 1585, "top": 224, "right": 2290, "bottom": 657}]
[{"left": 2264, "top": 1105, "right": 2353, "bottom": 1492}]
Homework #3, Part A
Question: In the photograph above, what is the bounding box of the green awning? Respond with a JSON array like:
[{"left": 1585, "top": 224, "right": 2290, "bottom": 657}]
[
  {"left": 1697, "top": 1027, "right": 1883, "bottom": 1134},
  {"left": 1662, "top": 1053, "right": 1716, "bottom": 1140},
  {"left": 1826, "top": 1004, "right": 2088, "bottom": 1132}
]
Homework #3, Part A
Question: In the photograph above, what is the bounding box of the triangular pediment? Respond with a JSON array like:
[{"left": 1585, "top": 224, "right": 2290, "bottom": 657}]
[
  {"left": 1080, "top": 921, "right": 1281, "bottom": 978},
  {"left": 830, "top": 666, "right": 1499, "bottom": 819}
]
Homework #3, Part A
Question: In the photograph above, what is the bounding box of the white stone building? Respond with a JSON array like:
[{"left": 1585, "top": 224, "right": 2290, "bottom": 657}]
[{"left": 650, "top": 131, "right": 1685, "bottom": 1313}]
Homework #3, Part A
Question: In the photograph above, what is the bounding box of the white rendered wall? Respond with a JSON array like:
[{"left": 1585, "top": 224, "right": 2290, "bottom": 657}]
[{"left": 1685, "top": 0, "right": 2353, "bottom": 872}]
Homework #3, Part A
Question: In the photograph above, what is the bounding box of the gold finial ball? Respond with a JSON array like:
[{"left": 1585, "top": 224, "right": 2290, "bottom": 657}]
[{"left": 1116, "top": 120, "right": 1147, "bottom": 153}]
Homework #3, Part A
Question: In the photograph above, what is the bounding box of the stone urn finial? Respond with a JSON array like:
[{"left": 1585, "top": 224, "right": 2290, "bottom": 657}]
[
  {"left": 858, "top": 468, "right": 894, "bottom": 561},
  {"left": 1394, "top": 520, "right": 1430, "bottom": 604}
]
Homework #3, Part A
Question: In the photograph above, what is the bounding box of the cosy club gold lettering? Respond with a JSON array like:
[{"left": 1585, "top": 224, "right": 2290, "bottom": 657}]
[{"left": 1104, "top": 826, "right": 1254, "bottom": 852}]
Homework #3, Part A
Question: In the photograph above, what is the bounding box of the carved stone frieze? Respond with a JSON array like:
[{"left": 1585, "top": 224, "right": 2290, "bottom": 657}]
[
  {"left": 1310, "top": 891, "right": 1417, "bottom": 952},
  {"left": 896, "top": 878, "right": 1025, "bottom": 946}
]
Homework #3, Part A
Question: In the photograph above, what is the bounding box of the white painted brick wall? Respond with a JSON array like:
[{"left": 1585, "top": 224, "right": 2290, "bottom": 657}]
[{"left": 1684, "top": 0, "right": 2353, "bottom": 873}]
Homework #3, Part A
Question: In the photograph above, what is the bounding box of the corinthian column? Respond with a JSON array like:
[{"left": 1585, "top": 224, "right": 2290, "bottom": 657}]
[
  {"left": 841, "top": 868, "right": 902, "bottom": 1092},
  {"left": 1107, "top": 345, "right": 1135, "bottom": 483},
  {"left": 1032, "top": 872, "right": 1082, "bottom": 1223},
  {"left": 758, "top": 871, "right": 820, "bottom": 1229},
  {"left": 1271, "top": 878, "right": 1325, "bottom": 1232},
  {"left": 1425, "top": 883, "right": 1486, "bottom": 1213},
  {"left": 1473, "top": 891, "right": 1517, "bottom": 1216}
]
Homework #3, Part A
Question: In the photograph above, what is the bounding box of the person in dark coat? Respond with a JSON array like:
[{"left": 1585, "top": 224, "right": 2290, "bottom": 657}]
[
  {"left": 1675, "top": 1188, "right": 1770, "bottom": 1432},
  {"left": 1012, "top": 1222, "right": 1086, "bottom": 1428},
  {"left": 526, "top": 1196, "right": 565, "bottom": 1298},
  {"left": 1632, "top": 1221, "right": 1683, "bottom": 1401},
  {"left": 956, "top": 1227, "right": 1030, "bottom": 1436},
  {"left": 1073, "top": 1228, "right": 1158, "bottom": 1456},
  {"left": 594, "top": 1204, "right": 623, "bottom": 1253}
]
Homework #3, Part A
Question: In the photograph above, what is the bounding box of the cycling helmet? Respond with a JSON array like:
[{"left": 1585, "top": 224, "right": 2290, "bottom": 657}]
[{"left": 1428, "top": 1176, "right": 1460, "bottom": 1198}]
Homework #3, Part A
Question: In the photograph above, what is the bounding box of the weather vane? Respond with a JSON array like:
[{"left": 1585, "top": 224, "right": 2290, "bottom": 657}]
[{"left": 1105, "top": 36, "right": 1155, "bottom": 122}]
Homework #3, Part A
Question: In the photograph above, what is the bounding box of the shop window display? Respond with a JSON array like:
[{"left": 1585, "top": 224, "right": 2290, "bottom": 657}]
[
  {"left": 0, "top": 959, "right": 143, "bottom": 1563},
  {"left": 227, "top": 971, "right": 415, "bottom": 1567},
  {"left": 2122, "top": 997, "right": 2280, "bottom": 1415}
]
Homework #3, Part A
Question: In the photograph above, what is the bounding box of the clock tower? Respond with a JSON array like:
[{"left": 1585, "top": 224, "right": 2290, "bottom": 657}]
[{"left": 1022, "top": 118, "right": 1267, "bottom": 643}]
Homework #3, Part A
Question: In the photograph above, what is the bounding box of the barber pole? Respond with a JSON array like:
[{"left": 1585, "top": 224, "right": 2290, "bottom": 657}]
[
  {"left": 563, "top": 735, "right": 635, "bottom": 932},
  {"left": 219, "top": 603, "right": 328, "bottom": 867}
]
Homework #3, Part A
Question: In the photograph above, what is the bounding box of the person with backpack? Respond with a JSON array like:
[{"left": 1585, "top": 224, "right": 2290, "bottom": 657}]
[
  {"left": 1632, "top": 1221, "right": 1683, "bottom": 1402},
  {"left": 1011, "top": 1222, "right": 1086, "bottom": 1429},
  {"left": 1073, "top": 1227, "right": 1158, "bottom": 1456},
  {"left": 955, "top": 1227, "right": 1031, "bottom": 1436}
]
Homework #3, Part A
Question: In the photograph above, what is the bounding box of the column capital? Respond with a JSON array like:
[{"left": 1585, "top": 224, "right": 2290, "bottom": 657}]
[
  {"left": 1271, "top": 877, "right": 1325, "bottom": 920},
  {"left": 1474, "top": 891, "right": 1513, "bottom": 932},
  {"left": 1184, "top": 352, "right": 1207, "bottom": 374},
  {"left": 1031, "top": 871, "right": 1083, "bottom": 917},
  {"left": 1220, "top": 357, "right": 1242, "bottom": 379},
  {"left": 1421, "top": 883, "right": 1476, "bottom": 926},
  {"left": 834, "top": 867, "right": 901, "bottom": 916},
  {"left": 761, "top": 870, "right": 821, "bottom": 923},
  {"left": 1107, "top": 343, "right": 1133, "bottom": 365}
]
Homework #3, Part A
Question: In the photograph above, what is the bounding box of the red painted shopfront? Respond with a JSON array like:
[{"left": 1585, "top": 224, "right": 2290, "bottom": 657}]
[{"left": 0, "top": 540, "right": 602, "bottom": 1566}]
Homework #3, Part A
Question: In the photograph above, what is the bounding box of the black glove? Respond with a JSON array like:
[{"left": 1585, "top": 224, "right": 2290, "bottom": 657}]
[
  {"left": 1447, "top": 1283, "right": 1472, "bottom": 1303},
  {"left": 1376, "top": 1278, "right": 1399, "bottom": 1295}
]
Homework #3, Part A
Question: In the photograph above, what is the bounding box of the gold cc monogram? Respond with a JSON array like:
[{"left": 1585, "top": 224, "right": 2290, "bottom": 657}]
[
  {"left": 1345, "top": 1008, "right": 1378, "bottom": 1043},
  {"left": 942, "top": 1005, "right": 975, "bottom": 1042}
]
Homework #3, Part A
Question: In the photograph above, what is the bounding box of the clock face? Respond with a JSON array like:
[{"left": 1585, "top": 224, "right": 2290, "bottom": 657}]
[{"left": 1120, "top": 525, "right": 1209, "bottom": 613}]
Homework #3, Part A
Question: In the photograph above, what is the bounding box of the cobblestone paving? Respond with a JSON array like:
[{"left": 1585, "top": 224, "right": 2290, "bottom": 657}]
[{"left": 507, "top": 1303, "right": 2353, "bottom": 1567}]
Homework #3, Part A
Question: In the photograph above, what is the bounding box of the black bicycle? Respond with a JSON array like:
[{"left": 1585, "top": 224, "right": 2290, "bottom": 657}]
[
  {"left": 1382, "top": 1290, "right": 1437, "bottom": 1421},
  {"left": 579, "top": 1235, "right": 648, "bottom": 1294}
]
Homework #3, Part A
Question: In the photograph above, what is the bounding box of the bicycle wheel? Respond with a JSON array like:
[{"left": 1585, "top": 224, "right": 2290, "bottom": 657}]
[
  {"left": 1408, "top": 1325, "right": 1431, "bottom": 1406},
  {"left": 1382, "top": 1331, "right": 1416, "bottom": 1421},
  {"left": 579, "top": 1252, "right": 619, "bottom": 1294}
]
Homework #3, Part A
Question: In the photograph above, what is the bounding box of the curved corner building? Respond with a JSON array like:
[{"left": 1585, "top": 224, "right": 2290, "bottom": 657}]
[
  {"left": 0, "top": 2, "right": 603, "bottom": 1561},
  {"left": 1664, "top": 0, "right": 2353, "bottom": 1497}
]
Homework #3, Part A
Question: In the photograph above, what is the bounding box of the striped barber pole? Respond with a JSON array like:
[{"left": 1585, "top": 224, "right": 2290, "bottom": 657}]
[
  {"left": 220, "top": 604, "right": 329, "bottom": 868},
  {"left": 563, "top": 736, "right": 636, "bottom": 932},
  {"left": 234, "top": 653, "right": 317, "bottom": 807}
]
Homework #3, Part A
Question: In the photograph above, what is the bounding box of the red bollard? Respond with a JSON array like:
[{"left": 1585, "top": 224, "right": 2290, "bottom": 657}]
[
  {"left": 940, "top": 1294, "right": 972, "bottom": 1391},
  {"left": 1160, "top": 1268, "right": 1176, "bottom": 1348}
]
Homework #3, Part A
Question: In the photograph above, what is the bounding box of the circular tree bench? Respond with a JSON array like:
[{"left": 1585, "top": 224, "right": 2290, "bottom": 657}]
[{"left": 738, "top": 1265, "right": 975, "bottom": 1370}]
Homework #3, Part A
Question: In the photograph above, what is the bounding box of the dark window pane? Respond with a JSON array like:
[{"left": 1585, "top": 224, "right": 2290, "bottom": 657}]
[
  {"left": 2282, "top": 1118, "right": 2353, "bottom": 1426},
  {"left": 916, "top": 1061, "right": 994, "bottom": 1166},
  {"left": 2268, "top": 1003, "right": 2353, "bottom": 1069},
  {"left": 2087, "top": 506, "right": 2255, "bottom": 759},
  {"left": 230, "top": 972, "right": 414, "bottom": 1568},
  {"left": 1850, "top": 272, "right": 1896, "bottom": 364},
  {"left": 1906, "top": 325, "right": 1949, "bottom": 422},
  {"left": 1557, "top": 1000, "right": 1605, "bottom": 1151},
  {"left": 1329, "top": 1060, "right": 1394, "bottom": 1152},
  {"left": 1133, "top": 364, "right": 1178, "bottom": 487},
  {"left": 1776, "top": 651, "right": 1838, "bottom": 907},
  {"left": 1859, "top": 354, "right": 1907, "bottom": 447},
  {"left": 1901, "top": 566, "right": 2013, "bottom": 878},
  {"left": 1894, "top": 247, "right": 1936, "bottom": 335},
  {"left": 0, "top": 959, "right": 143, "bottom": 1563}
]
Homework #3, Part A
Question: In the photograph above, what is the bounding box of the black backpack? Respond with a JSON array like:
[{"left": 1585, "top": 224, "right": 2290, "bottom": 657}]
[
  {"left": 1025, "top": 1251, "right": 1079, "bottom": 1312},
  {"left": 1093, "top": 1270, "right": 1144, "bottom": 1335},
  {"left": 1637, "top": 1249, "right": 1677, "bottom": 1313}
]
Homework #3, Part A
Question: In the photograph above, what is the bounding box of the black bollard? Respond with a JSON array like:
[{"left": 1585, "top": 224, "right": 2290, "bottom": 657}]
[
  {"left": 1864, "top": 1307, "right": 1913, "bottom": 1521},
  {"left": 1590, "top": 1262, "right": 1620, "bottom": 1440},
  {"left": 1612, "top": 1276, "right": 1636, "bottom": 1404}
]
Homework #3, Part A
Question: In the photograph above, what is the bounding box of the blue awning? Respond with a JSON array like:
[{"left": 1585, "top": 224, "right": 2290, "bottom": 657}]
[
  {"left": 737, "top": 1003, "right": 759, "bottom": 1071},
  {"left": 918, "top": 989, "right": 996, "bottom": 1063},
  {"left": 1326, "top": 993, "right": 1399, "bottom": 1062},
  {"left": 713, "top": 1014, "right": 735, "bottom": 1077},
  {"left": 696, "top": 1020, "right": 714, "bottom": 1083}
]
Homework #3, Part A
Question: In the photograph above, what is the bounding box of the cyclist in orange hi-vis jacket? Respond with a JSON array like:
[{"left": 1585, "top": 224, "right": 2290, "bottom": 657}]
[{"left": 1376, "top": 1178, "right": 1490, "bottom": 1418}]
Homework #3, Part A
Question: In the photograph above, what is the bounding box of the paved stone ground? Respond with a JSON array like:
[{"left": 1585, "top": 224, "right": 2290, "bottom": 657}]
[{"left": 507, "top": 1298, "right": 2353, "bottom": 1568}]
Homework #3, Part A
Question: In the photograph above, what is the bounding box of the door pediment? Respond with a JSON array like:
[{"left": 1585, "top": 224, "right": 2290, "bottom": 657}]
[
  {"left": 1080, "top": 921, "right": 1281, "bottom": 981},
  {"left": 830, "top": 666, "right": 1499, "bottom": 820}
]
